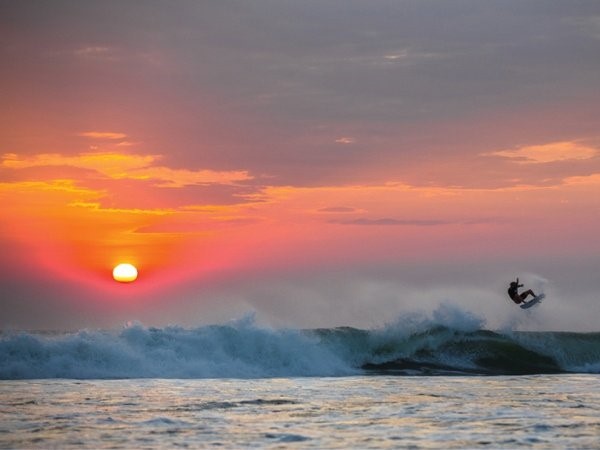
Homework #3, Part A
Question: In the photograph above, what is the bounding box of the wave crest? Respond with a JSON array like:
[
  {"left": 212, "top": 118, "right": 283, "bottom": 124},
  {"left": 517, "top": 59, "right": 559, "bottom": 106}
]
[{"left": 1, "top": 307, "right": 599, "bottom": 379}]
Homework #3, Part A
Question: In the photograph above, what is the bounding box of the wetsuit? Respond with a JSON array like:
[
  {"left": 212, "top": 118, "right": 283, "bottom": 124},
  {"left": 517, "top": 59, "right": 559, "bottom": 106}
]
[{"left": 508, "top": 283, "right": 523, "bottom": 303}]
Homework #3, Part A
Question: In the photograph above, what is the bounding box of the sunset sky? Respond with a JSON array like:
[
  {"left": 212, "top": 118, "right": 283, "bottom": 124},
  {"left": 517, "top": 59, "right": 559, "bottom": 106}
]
[{"left": 2, "top": 1, "right": 600, "bottom": 330}]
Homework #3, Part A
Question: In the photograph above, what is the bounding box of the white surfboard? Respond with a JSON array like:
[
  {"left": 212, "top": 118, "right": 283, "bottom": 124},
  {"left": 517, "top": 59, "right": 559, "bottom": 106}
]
[{"left": 520, "top": 293, "right": 545, "bottom": 309}]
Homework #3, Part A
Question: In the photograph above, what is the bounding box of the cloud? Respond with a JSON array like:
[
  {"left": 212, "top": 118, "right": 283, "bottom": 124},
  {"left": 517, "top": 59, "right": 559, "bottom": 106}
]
[
  {"left": 2, "top": 152, "right": 155, "bottom": 174},
  {"left": 573, "top": 16, "right": 600, "bottom": 40},
  {"left": 73, "top": 46, "right": 114, "bottom": 58},
  {"left": 329, "top": 217, "right": 450, "bottom": 226},
  {"left": 562, "top": 173, "right": 600, "bottom": 186},
  {"left": 383, "top": 50, "right": 409, "bottom": 61},
  {"left": 335, "top": 137, "right": 356, "bottom": 144},
  {"left": 490, "top": 141, "right": 598, "bottom": 164},
  {"left": 0, "top": 179, "right": 96, "bottom": 197},
  {"left": 317, "top": 206, "right": 357, "bottom": 213},
  {"left": 69, "top": 201, "right": 172, "bottom": 216},
  {"left": 79, "top": 131, "right": 128, "bottom": 140},
  {"left": 2, "top": 152, "right": 253, "bottom": 187},
  {"left": 128, "top": 166, "right": 253, "bottom": 188}
]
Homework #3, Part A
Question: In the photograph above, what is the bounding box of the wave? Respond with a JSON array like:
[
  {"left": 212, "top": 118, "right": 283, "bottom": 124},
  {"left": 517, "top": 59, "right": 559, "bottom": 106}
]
[{"left": 1, "top": 308, "right": 599, "bottom": 379}]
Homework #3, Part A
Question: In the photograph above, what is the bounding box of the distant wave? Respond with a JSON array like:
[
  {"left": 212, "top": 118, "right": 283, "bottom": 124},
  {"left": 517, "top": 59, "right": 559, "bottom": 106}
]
[{"left": 2, "top": 309, "right": 599, "bottom": 379}]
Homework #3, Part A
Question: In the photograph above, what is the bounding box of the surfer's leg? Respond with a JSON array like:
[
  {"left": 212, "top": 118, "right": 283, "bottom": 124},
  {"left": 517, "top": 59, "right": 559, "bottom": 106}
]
[
  {"left": 521, "top": 289, "right": 536, "bottom": 299},
  {"left": 519, "top": 291, "right": 531, "bottom": 302}
]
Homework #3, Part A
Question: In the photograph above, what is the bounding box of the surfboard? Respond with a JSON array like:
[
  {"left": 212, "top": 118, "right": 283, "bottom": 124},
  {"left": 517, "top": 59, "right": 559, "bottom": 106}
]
[{"left": 520, "top": 293, "right": 545, "bottom": 309}]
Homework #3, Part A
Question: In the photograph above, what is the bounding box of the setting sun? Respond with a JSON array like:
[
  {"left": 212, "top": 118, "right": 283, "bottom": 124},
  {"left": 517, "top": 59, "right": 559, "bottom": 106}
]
[{"left": 112, "top": 263, "right": 138, "bottom": 283}]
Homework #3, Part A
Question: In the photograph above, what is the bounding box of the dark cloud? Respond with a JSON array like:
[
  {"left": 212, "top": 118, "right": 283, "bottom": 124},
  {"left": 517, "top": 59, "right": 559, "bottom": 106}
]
[
  {"left": 329, "top": 217, "right": 450, "bottom": 226},
  {"left": 329, "top": 217, "right": 507, "bottom": 226},
  {"left": 93, "top": 180, "right": 261, "bottom": 210},
  {"left": 317, "top": 206, "right": 357, "bottom": 213}
]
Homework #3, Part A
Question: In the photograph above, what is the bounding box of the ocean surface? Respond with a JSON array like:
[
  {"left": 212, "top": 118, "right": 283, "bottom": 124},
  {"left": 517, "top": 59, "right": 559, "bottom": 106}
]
[
  {"left": 2, "top": 376, "right": 600, "bottom": 449},
  {"left": 1, "top": 310, "right": 600, "bottom": 448}
]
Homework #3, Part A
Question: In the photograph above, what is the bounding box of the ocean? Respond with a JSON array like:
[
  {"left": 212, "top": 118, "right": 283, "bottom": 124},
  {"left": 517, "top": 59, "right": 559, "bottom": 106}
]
[{"left": 1, "top": 312, "right": 600, "bottom": 448}]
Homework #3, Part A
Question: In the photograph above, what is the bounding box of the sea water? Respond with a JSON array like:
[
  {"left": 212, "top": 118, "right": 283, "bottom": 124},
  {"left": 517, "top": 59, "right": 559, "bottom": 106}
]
[
  {"left": 1, "top": 376, "right": 599, "bottom": 449},
  {"left": 1, "top": 309, "right": 600, "bottom": 448}
]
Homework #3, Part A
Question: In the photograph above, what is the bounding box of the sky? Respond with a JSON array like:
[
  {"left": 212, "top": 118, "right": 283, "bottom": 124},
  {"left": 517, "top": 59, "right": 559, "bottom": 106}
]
[{"left": 1, "top": 0, "right": 600, "bottom": 331}]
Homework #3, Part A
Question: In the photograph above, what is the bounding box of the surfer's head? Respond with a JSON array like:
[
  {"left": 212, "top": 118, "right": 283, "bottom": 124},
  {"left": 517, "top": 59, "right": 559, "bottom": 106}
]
[{"left": 510, "top": 281, "right": 518, "bottom": 287}]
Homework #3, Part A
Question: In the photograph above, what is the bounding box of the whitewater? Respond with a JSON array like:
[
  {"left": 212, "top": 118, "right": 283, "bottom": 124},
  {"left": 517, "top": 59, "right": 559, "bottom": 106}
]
[{"left": 2, "top": 306, "right": 600, "bottom": 449}]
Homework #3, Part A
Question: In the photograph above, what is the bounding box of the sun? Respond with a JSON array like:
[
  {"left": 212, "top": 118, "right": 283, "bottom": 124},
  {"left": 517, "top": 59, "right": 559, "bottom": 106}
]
[{"left": 112, "top": 263, "right": 138, "bottom": 283}]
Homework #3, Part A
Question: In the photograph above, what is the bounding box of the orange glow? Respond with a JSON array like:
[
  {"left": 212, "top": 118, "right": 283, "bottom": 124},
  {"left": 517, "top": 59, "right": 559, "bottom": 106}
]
[
  {"left": 490, "top": 141, "right": 597, "bottom": 164},
  {"left": 113, "top": 263, "right": 138, "bottom": 283},
  {"left": 2, "top": 139, "right": 600, "bottom": 303},
  {"left": 1, "top": 151, "right": 252, "bottom": 186}
]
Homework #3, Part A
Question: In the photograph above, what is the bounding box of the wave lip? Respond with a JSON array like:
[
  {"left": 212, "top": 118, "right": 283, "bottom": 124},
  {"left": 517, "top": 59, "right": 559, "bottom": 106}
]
[{"left": 359, "top": 328, "right": 564, "bottom": 376}]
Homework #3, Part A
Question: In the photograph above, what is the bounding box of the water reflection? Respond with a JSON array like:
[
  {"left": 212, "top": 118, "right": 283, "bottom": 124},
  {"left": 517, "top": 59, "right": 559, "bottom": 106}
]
[{"left": 1, "top": 376, "right": 599, "bottom": 448}]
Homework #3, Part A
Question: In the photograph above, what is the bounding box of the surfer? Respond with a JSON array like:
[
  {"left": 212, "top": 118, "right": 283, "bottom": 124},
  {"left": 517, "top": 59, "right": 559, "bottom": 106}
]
[{"left": 507, "top": 278, "right": 537, "bottom": 305}]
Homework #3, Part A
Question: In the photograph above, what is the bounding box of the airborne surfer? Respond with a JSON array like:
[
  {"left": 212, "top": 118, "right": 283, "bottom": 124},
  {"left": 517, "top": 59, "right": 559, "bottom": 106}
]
[{"left": 507, "top": 278, "right": 537, "bottom": 305}]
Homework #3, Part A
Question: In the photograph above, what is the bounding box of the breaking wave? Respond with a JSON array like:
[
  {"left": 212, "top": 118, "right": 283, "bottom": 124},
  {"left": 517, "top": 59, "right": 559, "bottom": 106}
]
[{"left": 2, "top": 307, "right": 599, "bottom": 379}]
